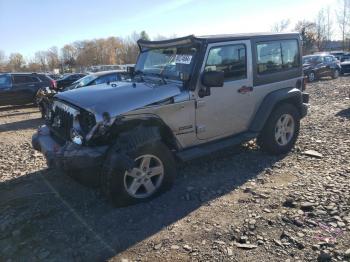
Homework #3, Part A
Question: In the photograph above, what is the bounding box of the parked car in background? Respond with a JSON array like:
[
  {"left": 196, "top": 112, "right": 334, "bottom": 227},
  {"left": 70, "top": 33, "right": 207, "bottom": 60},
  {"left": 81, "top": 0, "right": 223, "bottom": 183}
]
[
  {"left": 64, "top": 70, "right": 129, "bottom": 91},
  {"left": 340, "top": 54, "right": 350, "bottom": 75},
  {"left": 303, "top": 54, "right": 341, "bottom": 82},
  {"left": 0, "top": 73, "right": 56, "bottom": 106},
  {"left": 330, "top": 51, "right": 347, "bottom": 61},
  {"left": 56, "top": 73, "right": 86, "bottom": 89},
  {"left": 33, "top": 33, "right": 309, "bottom": 206},
  {"left": 37, "top": 70, "right": 130, "bottom": 119}
]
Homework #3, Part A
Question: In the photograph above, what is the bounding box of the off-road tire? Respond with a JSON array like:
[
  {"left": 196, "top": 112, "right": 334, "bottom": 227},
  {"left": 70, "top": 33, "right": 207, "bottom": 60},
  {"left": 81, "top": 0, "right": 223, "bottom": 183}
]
[
  {"left": 257, "top": 103, "right": 300, "bottom": 155},
  {"left": 101, "top": 140, "right": 176, "bottom": 207}
]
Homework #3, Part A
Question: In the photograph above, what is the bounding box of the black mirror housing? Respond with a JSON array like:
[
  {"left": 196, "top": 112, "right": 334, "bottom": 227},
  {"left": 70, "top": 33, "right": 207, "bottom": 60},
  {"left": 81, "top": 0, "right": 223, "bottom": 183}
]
[
  {"left": 201, "top": 71, "right": 224, "bottom": 88},
  {"left": 127, "top": 66, "right": 135, "bottom": 77}
]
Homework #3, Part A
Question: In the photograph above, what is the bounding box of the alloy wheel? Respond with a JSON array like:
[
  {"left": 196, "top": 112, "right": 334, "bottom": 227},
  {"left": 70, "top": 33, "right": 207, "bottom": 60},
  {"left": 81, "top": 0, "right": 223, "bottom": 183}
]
[
  {"left": 274, "top": 114, "right": 295, "bottom": 146},
  {"left": 123, "top": 154, "right": 164, "bottom": 198}
]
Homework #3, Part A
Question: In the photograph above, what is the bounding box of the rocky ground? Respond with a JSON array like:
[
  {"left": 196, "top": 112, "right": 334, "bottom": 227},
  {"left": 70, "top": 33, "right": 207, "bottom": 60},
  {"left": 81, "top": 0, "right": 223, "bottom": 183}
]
[{"left": 0, "top": 77, "right": 349, "bottom": 262}]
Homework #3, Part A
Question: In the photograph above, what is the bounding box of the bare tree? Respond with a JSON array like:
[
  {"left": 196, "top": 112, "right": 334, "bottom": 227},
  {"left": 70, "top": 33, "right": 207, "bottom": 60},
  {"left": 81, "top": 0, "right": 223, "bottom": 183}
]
[
  {"left": 315, "top": 9, "right": 328, "bottom": 51},
  {"left": 325, "top": 6, "right": 333, "bottom": 41},
  {"left": 337, "top": 0, "right": 350, "bottom": 49},
  {"left": 27, "top": 58, "right": 42, "bottom": 72},
  {"left": 61, "top": 44, "right": 77, "bottom": 71},
  {"left": 271, "top": 19, "right": 291, "bottom": 32},
  {"left": 0, "top": 50, "right": 6, "bottom": 72},
  {"left": 295, "top": 20, "right": 318, "bottom": 54},
  {"left": 46, "top": 47, "right": 60, "bottom": 71},
  {"left": 7, "top": 53, "right": 25, "bottom": 72},
  {"left": 34, "top": 51, "right": 48, "bottom": 71}
]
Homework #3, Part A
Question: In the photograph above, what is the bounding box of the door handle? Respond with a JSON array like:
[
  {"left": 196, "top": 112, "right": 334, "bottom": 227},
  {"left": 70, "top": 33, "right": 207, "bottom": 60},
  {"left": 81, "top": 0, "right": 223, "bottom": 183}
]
[{"left": 238, "top": 86, "right": 253, "bottom": 94}]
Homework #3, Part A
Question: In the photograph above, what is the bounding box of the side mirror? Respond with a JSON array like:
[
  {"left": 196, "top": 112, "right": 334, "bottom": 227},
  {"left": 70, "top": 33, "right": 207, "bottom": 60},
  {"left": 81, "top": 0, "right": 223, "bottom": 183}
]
[
  {"left": 127, "top": 66, "right": 135, "bottom": 77},
  {"left": 201, "top": 71, "right": 224, "bottom": 88}
]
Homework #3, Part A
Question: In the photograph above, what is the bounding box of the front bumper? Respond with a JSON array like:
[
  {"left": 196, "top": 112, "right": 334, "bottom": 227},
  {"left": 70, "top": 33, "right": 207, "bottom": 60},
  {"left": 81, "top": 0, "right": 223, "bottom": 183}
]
[{"left": 32, "top": 125, "right": 108, "bottom": 170}]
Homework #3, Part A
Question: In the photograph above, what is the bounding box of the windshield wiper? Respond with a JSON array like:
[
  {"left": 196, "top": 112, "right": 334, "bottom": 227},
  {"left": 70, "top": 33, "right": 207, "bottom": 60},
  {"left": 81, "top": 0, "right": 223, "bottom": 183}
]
[
  {"left": 154, "top": 72, "right": 167, "bottom": 85},
  {"left": 135, "top": 70, "right": 168, "bottom": 85},
  {"left": 133, "top": 70, "right": 146, "bottom": 82}
]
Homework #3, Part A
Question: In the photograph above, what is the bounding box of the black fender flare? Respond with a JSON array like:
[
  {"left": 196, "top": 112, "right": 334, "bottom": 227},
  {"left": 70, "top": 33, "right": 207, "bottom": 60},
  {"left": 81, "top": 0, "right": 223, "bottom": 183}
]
[
  {"left": 249, "top": 87, "right": 303, "bottom": 133},
  {"left": 114, "top": 125, "right": 162, "bottom": 153}
]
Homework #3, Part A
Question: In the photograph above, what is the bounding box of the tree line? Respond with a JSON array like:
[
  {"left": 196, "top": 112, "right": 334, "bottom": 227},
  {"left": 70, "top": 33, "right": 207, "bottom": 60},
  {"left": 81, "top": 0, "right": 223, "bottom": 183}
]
[{"left": 0, "top": 31, "right": 152, "bottom": 73}]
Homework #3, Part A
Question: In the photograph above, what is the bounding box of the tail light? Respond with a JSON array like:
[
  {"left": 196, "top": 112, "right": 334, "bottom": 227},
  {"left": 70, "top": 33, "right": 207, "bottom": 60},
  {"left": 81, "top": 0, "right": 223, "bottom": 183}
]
[{"left": 50, "top": 80, "right": 57, "bottom": 89}]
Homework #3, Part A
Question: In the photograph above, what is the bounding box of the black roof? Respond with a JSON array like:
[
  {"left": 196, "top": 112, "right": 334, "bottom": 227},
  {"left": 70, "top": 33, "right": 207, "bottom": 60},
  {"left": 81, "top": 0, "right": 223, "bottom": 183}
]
[
  {"left": 196, "top": 32, "right": 300, "bottom": 41},
  {"left": 138, "top": 32, "right": 300, "bottom": 50}
]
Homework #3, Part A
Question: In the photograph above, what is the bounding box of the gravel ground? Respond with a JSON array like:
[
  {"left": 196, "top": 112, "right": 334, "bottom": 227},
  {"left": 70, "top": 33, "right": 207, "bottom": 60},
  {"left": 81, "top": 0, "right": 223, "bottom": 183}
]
[{"left": 0, "top": 77, "right": 349, "bottom": 262}]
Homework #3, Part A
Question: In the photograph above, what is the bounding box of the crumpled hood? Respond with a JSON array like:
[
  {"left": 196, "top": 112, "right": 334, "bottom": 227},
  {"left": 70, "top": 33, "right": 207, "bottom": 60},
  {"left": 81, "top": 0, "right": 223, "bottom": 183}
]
[{"left": 56, "top": 81, "right": 182, "bottom": 122}]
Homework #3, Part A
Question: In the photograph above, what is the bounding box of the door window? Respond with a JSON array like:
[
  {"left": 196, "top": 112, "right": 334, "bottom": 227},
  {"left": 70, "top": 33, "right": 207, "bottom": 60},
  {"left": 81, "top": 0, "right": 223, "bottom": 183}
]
[
  {"left": 257, "top": 40, "right": 299, "bottom": 74},
  {"left": 324, "top": 56, "right": 332, "bottom": 63},
  {"left": 94, "top": 73, "right": 118, "bottom": 85},
  {"left": 0, "top": 74, "right": 11, "bottom": 89},
  {"left": 257, "top": 42, "right": 282, "bottom": 74},
  {"left": 205, "top": 44, "right": 247, "bottom": 81},
  {"left": 13, "top": 75, "right": 38, "bottom": 84}
]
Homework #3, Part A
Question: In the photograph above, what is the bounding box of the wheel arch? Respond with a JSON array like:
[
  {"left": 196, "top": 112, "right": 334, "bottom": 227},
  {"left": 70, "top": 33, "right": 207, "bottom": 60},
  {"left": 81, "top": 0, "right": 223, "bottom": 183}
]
[
  {"left": 108, "top": 115, "right": 179, "bottom": 153},
  {"left": 249, "top": 87, "right": 303, "bottom": 133}
]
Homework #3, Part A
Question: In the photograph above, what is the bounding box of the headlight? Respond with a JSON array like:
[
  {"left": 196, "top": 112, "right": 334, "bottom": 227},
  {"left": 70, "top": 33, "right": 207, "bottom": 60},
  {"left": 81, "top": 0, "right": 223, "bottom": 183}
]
[{"left": 70, "top": 128, "right": 83, "bottom": 145}]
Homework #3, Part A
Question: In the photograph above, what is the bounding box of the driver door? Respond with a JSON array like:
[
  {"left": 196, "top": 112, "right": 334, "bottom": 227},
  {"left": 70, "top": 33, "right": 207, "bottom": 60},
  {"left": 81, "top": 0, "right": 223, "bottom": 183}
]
[{"left": 195, "top": 40, "right": 256, "bottom": 141}]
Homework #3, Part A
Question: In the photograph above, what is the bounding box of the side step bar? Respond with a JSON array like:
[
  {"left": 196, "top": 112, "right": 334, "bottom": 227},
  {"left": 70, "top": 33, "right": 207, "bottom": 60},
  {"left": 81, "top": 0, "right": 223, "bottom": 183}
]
[{"left": 176, "top": 132, "right": 258, "bottom": 162}]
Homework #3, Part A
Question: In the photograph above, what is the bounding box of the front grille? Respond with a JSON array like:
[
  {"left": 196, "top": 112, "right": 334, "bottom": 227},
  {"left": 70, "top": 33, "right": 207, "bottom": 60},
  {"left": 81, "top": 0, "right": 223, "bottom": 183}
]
[
  {"left": 51, "top": 105, "right": 74, "bottom": 141},
  {"left": 78, "top": 110, "right": 96, "bottom": 134}
]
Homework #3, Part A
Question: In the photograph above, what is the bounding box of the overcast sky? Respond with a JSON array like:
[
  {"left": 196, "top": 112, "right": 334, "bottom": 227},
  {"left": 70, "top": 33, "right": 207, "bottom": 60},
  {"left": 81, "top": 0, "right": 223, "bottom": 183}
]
[{"left": 0, "top": 0, "right": 339, "bottom": 59}]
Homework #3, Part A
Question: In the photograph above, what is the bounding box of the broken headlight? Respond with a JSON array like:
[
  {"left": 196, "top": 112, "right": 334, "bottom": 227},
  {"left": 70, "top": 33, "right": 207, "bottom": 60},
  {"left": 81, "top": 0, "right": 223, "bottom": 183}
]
[
  {"left": 70, "top": 128, "right": 83, "bottom": 145},
  {"left": 85, "top": 113, "right": 123, "bottom": 142}
]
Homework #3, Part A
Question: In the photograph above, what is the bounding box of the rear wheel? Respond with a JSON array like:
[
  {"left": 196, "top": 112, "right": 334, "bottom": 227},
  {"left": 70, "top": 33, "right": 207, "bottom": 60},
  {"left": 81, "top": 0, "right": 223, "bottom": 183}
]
[{"left": 257, "top": 104, "right": 300, "bottom": 155}]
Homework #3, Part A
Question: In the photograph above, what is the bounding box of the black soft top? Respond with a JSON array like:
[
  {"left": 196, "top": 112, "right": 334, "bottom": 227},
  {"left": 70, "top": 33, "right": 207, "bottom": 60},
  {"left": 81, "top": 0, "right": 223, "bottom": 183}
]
[{"left": 138, "top": 32, "right": 300, "bottom": 50}]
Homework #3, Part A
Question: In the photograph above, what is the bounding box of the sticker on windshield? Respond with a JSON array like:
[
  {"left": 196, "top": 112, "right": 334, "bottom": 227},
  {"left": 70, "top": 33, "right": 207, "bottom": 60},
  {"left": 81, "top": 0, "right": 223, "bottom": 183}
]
[{"left": 175, "top": 55, "right": 193, "bottom": 64}]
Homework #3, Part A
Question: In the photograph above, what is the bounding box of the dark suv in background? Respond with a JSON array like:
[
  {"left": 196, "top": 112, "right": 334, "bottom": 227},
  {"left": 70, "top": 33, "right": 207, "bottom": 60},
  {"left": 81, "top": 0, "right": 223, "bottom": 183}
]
[
  {"left": 303, "top": 54, "right": 341, "bottom": 82},
  {"left": 0, "top": 73, "right": 56, "bottom": 106},
  {"left": 339, "top": 53, "right": 350, "bottom": 74}
]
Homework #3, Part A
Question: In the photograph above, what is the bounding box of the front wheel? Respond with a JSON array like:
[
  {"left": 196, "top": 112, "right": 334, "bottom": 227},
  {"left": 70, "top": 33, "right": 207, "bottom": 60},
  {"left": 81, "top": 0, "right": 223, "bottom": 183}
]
[
  {"left": 257, "top": 104, "right": 300, "bottom": 155},
  {"left": 101, "top": 140, "right": 176, "bottom": 207}
]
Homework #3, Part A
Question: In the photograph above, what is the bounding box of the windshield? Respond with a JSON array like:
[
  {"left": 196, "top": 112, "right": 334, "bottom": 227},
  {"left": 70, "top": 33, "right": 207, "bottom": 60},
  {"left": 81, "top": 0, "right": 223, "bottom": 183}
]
[
  {"left": 75, "top": 75, "right": 97, "bottom": 87},
  {"left": 135, "top": 45, "right": 197, "bottom": 81}
]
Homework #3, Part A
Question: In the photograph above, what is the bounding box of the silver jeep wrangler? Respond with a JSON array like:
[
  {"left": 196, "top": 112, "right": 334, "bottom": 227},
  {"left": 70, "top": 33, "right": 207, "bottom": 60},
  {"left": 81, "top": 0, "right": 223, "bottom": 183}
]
[{"left": 32, "top": 33, "right": 309, "bottom": 206}]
